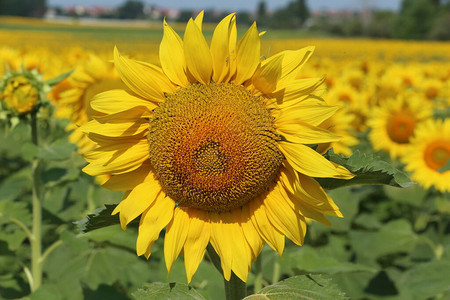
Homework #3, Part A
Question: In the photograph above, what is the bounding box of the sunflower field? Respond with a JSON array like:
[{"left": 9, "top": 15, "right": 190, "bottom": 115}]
[{"left": 0, "top": 15, "right": 449, "bottom": 300}]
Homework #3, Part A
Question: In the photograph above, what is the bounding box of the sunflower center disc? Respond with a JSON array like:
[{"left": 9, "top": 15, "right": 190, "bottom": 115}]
[
  {"left": 424, "top": 141, "right": 450, "bottom": 171},
  {"left": 148, "top": 83, "right": 284, "bottom": 212},
  {"left": 387, "top": 112, "right": 416, "bottom": 144}
]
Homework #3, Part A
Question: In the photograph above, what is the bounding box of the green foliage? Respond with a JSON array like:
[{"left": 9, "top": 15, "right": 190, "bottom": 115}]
[
  {"left": 75, "top": 205, "right": 120, "bottom": 233},
  {"left": 117, "top": 0, "right": 145, "bottom": 20},
  {"left": 366, "top": 11, "right": 396, "bottom": 38},
  {"left": 266, "top": 0, "right": 310, "bottom": 29},
  {"left": 0, "top": 0, "right": 47, "bottom": 17},
  {"left": 245, "top": 275, "right": 347, "bottom": 299},
  {"left": 317, "top": 149, "right": 412, "bottom": 189},
  {"left": 393, "top": 0, "right": 439, "bottom": 39},
  {"left": 131, "top": 282, "right": 206, "bottom": 300}
]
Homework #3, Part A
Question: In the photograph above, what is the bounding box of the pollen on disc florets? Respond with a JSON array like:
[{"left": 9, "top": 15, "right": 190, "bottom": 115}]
[{"left": 148, "top": 82, "right": 284, "bottom": 212}]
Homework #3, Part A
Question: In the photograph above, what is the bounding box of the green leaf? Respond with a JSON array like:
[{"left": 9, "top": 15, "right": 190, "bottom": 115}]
[
  {"left": 0, "top": 201, "right": 32, "bottom": 226},
  {"left": 383, "top": 184, "right": 428, "bottom": 207},
  {"left": 131, "top": 282, "right": 206, "bottom": 300},
  {"left": 31, "top": 283, "right": 63, "bottom": 300},
  {"left": 21, "top": 142, "right": 39, "bottom": 161},
  {"left": 279, "top": 245, "right": 377, "bottom": 276},
  {"left": 38, "top": 139, "right": 77, "bottom": 161},
  {"left": 245, "top": 274, "right": 348, "bottom": 300},
  {"left": 83, "top": 224, "right": 137, "bottom": 249},
  {"left": 317, "top": 150, "right": 412, "bottom": 189},
  {"left": 0, "top": 168, "right": 30, "bottom": 202},
  {"left": 45, "top": 69, "right": 73, "bottom": 86},
  {"left": 396, "top": 260, "right": 450, "bottom": 299},
  {"left": 349, "top": 219, "right": 418, "bottom": 263},
  {"left": 75, "top": 205, "right": 120, "bottom": 233},
  {"left": 435, "top": 196, "right": 450, "bottom": 214},
  {"left": 42, "top": 167, "right": 80, "bottom": 186}
]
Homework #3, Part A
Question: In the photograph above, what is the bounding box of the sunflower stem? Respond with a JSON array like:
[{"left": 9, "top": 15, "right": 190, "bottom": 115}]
[
  {"left": 206, "top": 244, "right": 247, "bottom": 300},
  {"left": 30, "top": 111, "right": 43, "bottom": 292},
  {"left": 206, "top": 244, "right": 222, "bottom": 275},
  {"left": 254, "top": 253, "right": 263, "bottom": 293},
  {"left": 272, "top": 259, "right": 281, "bottom": 284},
  {"left": 224, "top": 273, "right": 247, "bottom": 300}
]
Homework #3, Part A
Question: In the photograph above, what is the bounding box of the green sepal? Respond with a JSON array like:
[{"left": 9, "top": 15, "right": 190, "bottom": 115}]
[{"left": 45, "top": 69, "right": 74, "bottom": 87}]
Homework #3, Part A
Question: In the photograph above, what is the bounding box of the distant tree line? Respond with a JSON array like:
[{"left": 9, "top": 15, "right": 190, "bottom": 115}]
[
  {"left": 305, "top": 0, "right": 450, "bottom": 40},
  {"left": 0, "top": 0, "right": 47, "bottom": 17}
]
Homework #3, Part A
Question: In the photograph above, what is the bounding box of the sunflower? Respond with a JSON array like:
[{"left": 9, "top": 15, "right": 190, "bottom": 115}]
[
  {"left": 403, "top": 119, "right": 450, "bottom": 192},
  {"left": 368, "top": 93, "right": 433, "bottom": 159},
  {"left": 81, "top": 12, "right": 354, "bottom": 283},
  {"left": 54, "top": 53, "right": 128, "bottom": 154}
]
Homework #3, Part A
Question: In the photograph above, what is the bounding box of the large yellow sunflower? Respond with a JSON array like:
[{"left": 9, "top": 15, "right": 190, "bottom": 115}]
[
  {"left": 81, "top": 13, "right": 354, "bottom": 283},
  {"left": 368, "top": 93, "right": 433, "bottom": 159},
  {"left": 402, "top": 119, "right": 450, "bottom": 193}
]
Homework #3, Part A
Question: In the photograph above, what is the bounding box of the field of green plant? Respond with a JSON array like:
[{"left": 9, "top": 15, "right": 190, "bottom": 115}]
[{"left": 0, "top": 16, "right": 449, "bottom": 300}]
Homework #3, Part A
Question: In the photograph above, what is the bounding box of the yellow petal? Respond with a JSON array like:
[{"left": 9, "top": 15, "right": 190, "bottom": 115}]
[
  {"left": 114, "top": 46, "right": 174, "bottom": 101},
  {"left": 164, "top": 207, "right": 190, "bottom": 274},
  {"left": 263, "top": 185, "right": 306, "bottom": 245},
  {"left": 225, "top": 16, "right": 238, "bottom": 82},
  {"left": 222, "top": 212, "right": 252, "bottom": 283},
  {"left": 240, "top": 205, "right": 264, "bottom": 261},
  {"left": 275, "top": 77, "right": 326, "bottom": 107},
  {"left": 249, "top": 197, "right": 285, "bottom": 254},
  {"left": 92, "top": 106, "right": 151, "bottom": 124},
  {"left": 209, "top": 212, "right": 233, "bottom": 281},
  {"left": 234, "top": 22, "right": 260, "bottom": 84},
  {"left": 277, "top": 46, "right": 315, "bottom": 85},
  {"left": 274, "top": 172, "right": 333, "bottom": 224},
  {"left": 252, "top": 54, "right": 283, "bottom": 94},
  {"left": 82, "top": 139, "right": 149, "bottom": 176},
  {"left": 183, "top": 208, "right": 210, "bottom": 283},
  {"left": 279, "top": 142, "right": 354, "bottom": 179},
  {"left": 194, "top": 10, "right": 204, "bottom": 31},
  {"left": 136, "top": 193, "right": 175, "bottom": 257},
  {"left": 90, "top": 90, "right": 157, "bottom": 115},
  {"left": 113, "top": 178, "right": 163, "bottom": 230},
  {"left": 211, "top": 13, "right": 236, "bottom": 83},
  {"left": 80, "top": 119, "right": 148, "bottom": 138},
  {"left": 102, "top": 163, "right": 152, "bottom": 191},
  {"left": 275, "top": 103, "right": 339, "bottom": 127},
  {"left": 284, "top": 190, "right": 332, "bottom": 225},
  {"left": 183, "top": 19, "right": 213, "bottom": 84},
  {"left": 280, "top": 165, "right": 335, "bottom": 214},
  {"left": 160, "top": 19, "right": 189, "bottom": 86},
  {"left": 277, "top": 121, "right": 341, "bottom": 144},
  {"left": 297, "top": 172, "right": 343, "bottom": 217}
]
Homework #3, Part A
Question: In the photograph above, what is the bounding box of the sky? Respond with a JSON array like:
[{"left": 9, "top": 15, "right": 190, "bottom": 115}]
[{"left": 48, "top": 0, "right": 402, "bottom": 12}]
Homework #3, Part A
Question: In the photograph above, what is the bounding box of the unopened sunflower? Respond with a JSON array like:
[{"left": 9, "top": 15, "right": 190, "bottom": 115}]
[
  {"left": 81, "top": 13, "right": 354, "bottom": 283},
  {"left": 368, "top": 94, "right": 433, "bottom": 159},
  {"left": 403, "top": 119, "right": 450, "bottom": 192}
]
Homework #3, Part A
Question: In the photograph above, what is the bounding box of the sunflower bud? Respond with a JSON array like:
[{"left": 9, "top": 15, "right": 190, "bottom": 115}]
[
  {"left": 0, "top": 67, "right": 72, "bottom": 124},
  {"left": 1, "top": 75, "right": 39, "bottom": 114}
]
